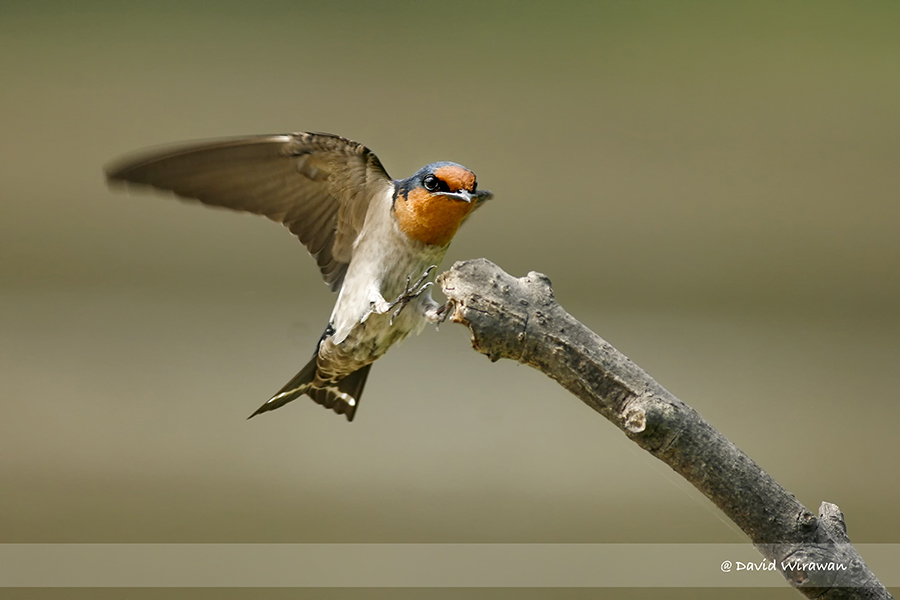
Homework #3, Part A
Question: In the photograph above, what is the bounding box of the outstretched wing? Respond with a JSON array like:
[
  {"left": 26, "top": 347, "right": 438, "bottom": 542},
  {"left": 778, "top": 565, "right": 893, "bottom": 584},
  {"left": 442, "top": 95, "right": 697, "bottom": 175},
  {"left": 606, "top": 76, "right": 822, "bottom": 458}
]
[{"left": 105, "top": 132, "right": 393, "bottom": 291}]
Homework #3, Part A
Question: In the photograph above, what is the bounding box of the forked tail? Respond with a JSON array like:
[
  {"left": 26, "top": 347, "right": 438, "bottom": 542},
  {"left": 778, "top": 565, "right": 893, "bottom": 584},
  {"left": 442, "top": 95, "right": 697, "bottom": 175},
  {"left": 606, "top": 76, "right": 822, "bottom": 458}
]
[{"left": 248, "top": 356, "right": 372, "bottom": 422}]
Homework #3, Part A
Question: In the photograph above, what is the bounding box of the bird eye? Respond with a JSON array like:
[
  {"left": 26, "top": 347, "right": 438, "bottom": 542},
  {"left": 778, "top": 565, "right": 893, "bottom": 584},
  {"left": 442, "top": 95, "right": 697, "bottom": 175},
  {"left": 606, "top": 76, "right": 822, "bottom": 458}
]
[{"left": 423, "top": 175, "right": 440, "bottom": 192}]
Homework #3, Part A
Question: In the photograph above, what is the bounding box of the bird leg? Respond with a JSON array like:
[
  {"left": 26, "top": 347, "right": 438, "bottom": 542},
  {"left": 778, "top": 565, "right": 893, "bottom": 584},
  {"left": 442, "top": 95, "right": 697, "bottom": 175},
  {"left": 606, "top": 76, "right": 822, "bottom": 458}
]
[
  {"left": 424, "top": 302, "right": 450, "bottom": 329},
  {"left": 360, "top": 265, "right": 437, "bottom": 325},
  {"left": 360, "top": 289, "right": 393, "bottom": 324},
  {"left": 388, "top": 265, "right": 437, "bottom": 325}
]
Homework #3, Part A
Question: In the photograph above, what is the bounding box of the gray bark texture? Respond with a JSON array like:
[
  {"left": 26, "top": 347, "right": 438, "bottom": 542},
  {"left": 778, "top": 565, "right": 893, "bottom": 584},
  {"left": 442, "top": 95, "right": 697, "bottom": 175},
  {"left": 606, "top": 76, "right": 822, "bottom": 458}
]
[{"left": 437, "top": 258, "right": 892, "bottom": 599}]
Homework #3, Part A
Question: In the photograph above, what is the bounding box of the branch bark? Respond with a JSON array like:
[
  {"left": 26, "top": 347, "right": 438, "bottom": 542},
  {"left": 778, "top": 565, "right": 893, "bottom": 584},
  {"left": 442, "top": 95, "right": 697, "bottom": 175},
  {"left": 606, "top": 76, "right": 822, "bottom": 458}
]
[{"left": 437, "top": 258, "right": 892, "bottom": 599}]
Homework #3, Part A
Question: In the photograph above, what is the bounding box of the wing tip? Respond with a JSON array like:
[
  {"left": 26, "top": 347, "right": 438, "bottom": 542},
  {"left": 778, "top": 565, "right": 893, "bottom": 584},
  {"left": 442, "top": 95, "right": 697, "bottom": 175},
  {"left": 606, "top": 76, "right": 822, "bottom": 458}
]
[{"left": 103, "top": 157, "right": 136, "bottom": 185}]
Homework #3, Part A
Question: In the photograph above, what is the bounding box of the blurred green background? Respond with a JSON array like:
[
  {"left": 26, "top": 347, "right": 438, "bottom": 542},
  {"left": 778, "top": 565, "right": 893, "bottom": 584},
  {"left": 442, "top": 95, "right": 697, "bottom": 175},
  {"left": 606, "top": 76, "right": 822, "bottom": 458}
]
[{"left": 1, "top": 0, "right": 898, "bottom": 597}]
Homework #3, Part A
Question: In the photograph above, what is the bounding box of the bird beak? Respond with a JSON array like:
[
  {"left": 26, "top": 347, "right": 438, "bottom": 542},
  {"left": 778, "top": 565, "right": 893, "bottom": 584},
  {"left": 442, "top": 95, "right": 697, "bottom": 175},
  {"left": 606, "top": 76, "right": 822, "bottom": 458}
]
[
  {"left": 473, "top": 189, "right": 493, "bottom": 203},
  {"left": 438, "top": 189, "right": 493, "bottom": 203}
]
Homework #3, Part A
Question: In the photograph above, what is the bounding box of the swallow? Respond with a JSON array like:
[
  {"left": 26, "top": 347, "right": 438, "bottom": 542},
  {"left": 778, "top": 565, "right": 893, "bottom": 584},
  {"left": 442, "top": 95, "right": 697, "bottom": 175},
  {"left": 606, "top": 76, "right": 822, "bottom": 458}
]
[{"left": 105, "top": 132, "right": 492, "bottom": 421}]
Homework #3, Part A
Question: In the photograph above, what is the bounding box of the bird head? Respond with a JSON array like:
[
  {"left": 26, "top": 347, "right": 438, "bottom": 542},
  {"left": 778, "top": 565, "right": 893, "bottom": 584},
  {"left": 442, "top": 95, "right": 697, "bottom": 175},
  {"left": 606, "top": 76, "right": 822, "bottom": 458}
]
[{"left": 393, "top": 162, "right": 492, "bottom": 247}]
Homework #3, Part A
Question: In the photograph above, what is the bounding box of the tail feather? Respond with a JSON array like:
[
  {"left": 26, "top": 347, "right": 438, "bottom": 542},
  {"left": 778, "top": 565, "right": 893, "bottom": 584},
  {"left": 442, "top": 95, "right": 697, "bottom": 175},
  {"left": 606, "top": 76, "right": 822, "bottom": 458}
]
[
  {"left": 248, "top": 358, "right": 373, "bottom": 422},
  {"left": 313, "top": 363, "right": 371, "bottom": 422},
  {"left": 248, "top": 355, "right": 318, "bottom": 419}
]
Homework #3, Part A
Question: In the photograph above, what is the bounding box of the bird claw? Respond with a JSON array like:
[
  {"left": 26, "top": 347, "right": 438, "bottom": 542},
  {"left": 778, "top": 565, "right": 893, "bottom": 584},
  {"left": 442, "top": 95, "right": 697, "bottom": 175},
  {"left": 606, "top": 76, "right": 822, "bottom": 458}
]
[
  {"left": 426, "top": 302, "right": 450, "bottom": 330},
  {"left": 388, "top": 265, "right": 437, "bottom": 325}
]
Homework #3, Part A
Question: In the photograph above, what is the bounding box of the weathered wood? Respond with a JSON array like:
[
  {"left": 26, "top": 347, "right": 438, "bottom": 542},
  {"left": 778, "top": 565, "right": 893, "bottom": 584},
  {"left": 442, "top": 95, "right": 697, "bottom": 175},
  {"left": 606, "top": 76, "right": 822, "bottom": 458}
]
[{"left": 437, "top": 258, "right": 891, "bottom": 599}]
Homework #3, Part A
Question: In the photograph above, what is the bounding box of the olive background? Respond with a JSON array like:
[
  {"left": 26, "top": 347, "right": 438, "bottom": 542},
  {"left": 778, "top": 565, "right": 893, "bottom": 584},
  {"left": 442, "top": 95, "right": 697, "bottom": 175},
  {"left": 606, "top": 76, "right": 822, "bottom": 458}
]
[{"left": 2, "top": 1, "right": 898, "bottom": 598}]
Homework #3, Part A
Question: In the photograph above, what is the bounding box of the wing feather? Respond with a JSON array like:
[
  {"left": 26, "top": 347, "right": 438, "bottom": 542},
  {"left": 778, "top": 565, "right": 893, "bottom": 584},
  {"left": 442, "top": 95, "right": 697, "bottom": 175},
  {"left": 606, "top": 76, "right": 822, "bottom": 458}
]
[{"left": 105, "top": 132, "right": 393, "bottom": 291}]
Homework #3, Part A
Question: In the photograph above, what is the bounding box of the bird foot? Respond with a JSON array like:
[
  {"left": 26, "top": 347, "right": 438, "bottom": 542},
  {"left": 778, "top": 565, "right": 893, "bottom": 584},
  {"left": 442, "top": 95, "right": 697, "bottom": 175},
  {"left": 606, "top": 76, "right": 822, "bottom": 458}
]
[
  {"left": 388, "top": 265, "right": 437, "bottom": 325},
  {"left": 425, "top": 302, "right": 450, "bottom": 330}
]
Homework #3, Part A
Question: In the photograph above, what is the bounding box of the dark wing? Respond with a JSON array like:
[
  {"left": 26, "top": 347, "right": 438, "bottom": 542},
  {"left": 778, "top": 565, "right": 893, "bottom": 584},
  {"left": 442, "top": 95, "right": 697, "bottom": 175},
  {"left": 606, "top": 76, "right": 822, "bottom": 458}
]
[{"left": 105, "top": 132, "right": 392, "bottom": 291}]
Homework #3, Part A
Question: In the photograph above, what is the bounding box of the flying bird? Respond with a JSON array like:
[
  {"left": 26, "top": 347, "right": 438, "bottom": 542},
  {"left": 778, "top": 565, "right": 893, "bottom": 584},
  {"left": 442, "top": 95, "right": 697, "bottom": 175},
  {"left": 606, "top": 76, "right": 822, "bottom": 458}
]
[{"left": 106, "top": 132, "right": 492, "bottom": 421}]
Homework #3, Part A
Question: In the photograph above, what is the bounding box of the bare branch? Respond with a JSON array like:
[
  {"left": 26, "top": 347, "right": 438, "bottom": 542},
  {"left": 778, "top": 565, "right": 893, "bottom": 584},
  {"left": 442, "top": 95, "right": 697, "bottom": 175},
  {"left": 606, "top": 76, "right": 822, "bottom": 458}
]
[{"left": 437, "top": 258, "right": 892, "bottom": 599}]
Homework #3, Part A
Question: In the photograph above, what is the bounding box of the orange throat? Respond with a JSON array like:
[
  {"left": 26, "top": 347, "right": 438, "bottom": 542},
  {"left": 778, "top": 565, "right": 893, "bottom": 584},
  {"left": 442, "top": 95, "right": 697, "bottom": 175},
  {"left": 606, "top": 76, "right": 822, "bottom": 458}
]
[{"left": 394, "top": 187, "right": 475, "bottom": 247}]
